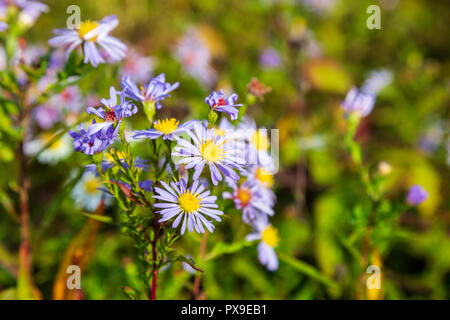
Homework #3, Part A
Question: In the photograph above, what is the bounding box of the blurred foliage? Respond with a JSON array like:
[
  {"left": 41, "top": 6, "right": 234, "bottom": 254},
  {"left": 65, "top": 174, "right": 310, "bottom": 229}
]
[{"left": 0, "top": 0, "right": 449, "bottom": 299}]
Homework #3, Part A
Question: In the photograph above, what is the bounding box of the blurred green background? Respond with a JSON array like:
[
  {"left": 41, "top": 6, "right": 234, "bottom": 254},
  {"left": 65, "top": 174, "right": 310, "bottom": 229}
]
[{"left": 1, "top": 0, "right": 449, "bottom": 299}]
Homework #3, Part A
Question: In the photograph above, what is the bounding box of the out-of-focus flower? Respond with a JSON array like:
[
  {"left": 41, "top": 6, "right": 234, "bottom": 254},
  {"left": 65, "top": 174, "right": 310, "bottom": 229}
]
[
  {"left": 48, "top": 15, "right": 126, "bottom": 67},
  {"left": 0, "top": 0, "right": 48, "bottom": 27},
  {"left": 259, "top": 47, "right": 281, "bottom": 69},
  {"left": 17, "top": 0, "right": 48, "bottom": 27},
  {"left": 419, "top": 121, "right": 445, "bottom": 153},
  {"left": 33, "top": 105, "right": 61, "bottom": 129},
  {"left": 173, "top": 122, "right": 245, "bottom": 185},
  {"left": 153, "top": 179, "right": 223, "bottom": 235},
  {"left": 302, "top": 0, "right": 335, "bottom": 13},
  {"left": 341, "top": 69, "right": 392, "bottom": 118},
  {"left": 238, "top": 117, "right": 273, "bottom": 167},
  {"left": 175, "top": 27, "right": 217, "bottom": 87},
  {"left": 119, "top": 48, "right": 155, "bottom": 83},
  {"left": 133, "top": 118, "right": 196, "bottom": 141},
  {"left": 247, "top": 78, "right": 272, "bottom": 101},
  {"left": 246, "top": 215, "right": 279, "bottom": 271},
  {"left": 71, "top": 171, "right": 106, "bottom": 211},
  {"left": 223, "top": 180, "right": 274, "bottom": 224},
  {"left": 361, "top": 69, "right": 393, "bottom": 95},
  {"left": 406, "top": 185, "right": 428, "bottom": 206},
  {"left": 205, "top": 89, "right": 242, "bottom": 121},
  {"left": 377, "top": 161, "right": 392, "bottom": 176},
  {"left": 24, "top": 133, "right": 72, "bottom": 165},
  {"left": 341, "top": 86, "right": 376, "bottom": 118},
  {"left": 121, "top": 73, "right": 179, "bottom": 110},
  {"left": 49, "top": 85, "right": 83, "bottom": 113},
  {"left": 0, "top": 21, "right": 8, "bottom": 31},
  {"left": 86, "top": 86, "right": 137, "bottom": 137}
]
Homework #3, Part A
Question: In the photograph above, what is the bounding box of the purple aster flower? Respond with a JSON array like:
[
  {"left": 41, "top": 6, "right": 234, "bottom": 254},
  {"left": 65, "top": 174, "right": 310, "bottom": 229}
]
[
  {"left": 172, "top": 121, "right": 245, "bottom": 185},
  {"left": 341, "top": 86, "right": 376, "bottom": 117},
  {"left": 406, "top": 185, "right": 428, "bottom": 206},
  {"left": 85, "top": 86, "right": 137, "bottom": 137},
  {"left": 223, "top": 180, "right": 274, "bottom": 224},
  {"left": 259, "top": 48, "right": 281, "bottom": 69},
  {"left": 121, "top": 73, "right": 179, "bottom": 110},
  {"left": 153, "top": 179, "right": 223, "bottom": 235},
  {"left": 48, "top": 15, "right": 126, "bottom": 67},
  {"left": 205, "top": 89, "right": 242, "bottom": 121},
  {"left": 69, "top": 120, "right": 118, "bottom": 155},
  {"left": 133, "top": 118, "right": 196, "bottom": 141},
  {"left": 246, "top": 215, "right": 279, "bottom": 271}
]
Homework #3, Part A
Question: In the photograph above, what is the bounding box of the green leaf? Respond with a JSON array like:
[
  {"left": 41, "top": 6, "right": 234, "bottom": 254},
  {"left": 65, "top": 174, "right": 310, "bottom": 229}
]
[
  {"left": 81, "top": 212, "right": 114, "bottom": 224},
  {"left": 205, "top": 239, "right": 254, "bottom": 261},
  {"left": 277, "top": 252, "right": 340, "bottom": 291}
]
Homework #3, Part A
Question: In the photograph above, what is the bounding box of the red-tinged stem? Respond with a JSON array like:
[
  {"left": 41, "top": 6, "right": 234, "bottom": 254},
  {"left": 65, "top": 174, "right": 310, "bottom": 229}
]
[{"left": 150, "top": 213, "right": 160, "bottom": 300}]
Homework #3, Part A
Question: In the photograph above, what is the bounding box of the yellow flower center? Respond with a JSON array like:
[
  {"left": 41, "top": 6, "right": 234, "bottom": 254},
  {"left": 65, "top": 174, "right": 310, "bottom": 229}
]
[
  {"left": 178, "top": 191, "right": 201, "bottom": 213},
  {"left": 78, "top": 21, "right": 99, "bottom": 40},
  {"left": 262, "top": 225, "right": 279, "bottom": 248},
  {"left": 255, "top": 167, "right": 274, "bottom": 188},
  {"left": 154, "top": 118, "right": 180, "bottom": 135},
  {"left": 236, "top": 187, "right": 252, "bottom": 206},
  {"left": 84, "top": 177, "right": 100, "bottom": 194},
  {"left": 214, "top": 127, "right": 226, "bottom": 137},
  {"left": 200, "top": 139, "right": 224, "bottom": 162},
  {"left": 251, "top": 130, "right": 269, "bottom": 151}
]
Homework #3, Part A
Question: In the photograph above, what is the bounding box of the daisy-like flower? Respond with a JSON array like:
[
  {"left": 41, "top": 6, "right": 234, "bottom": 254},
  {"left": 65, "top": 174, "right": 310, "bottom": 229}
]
[
  {"left": 69, "top": 121, "right": 117, "bottom": 155},
  {"left": 153, "top": 179, "right": 223, "bottom": 235},
  {"left": 251, "top": 166, "right": 275, "bottom": 189},
  {"left": 172, "top": 122, "right": 245, "bottom": 185},
  {"left": 121, "top": 73, "right": 179, "bottom": 110},
  {"left": 86, "top": 86, "right": 137, "bottom": 137},
  {"left": 71, "top": 171, "right": 108, "bottom": 211},
  {"left": 246, "top": 215, "right": 279, "bottom": 271},
  {"left": 238, "top": 116, "right": 274, "bottom": 167},
  {"left": 406, "top": 185, "right": 428, "bottom": 206},
  {"left": 24, "top": 133, "right": 72, "bottom": 165},
  {"left": 48, "top": 15, "right": 126, "bottom": 67},
  {"left": 223, "top": 180, "right": 274, "bottom": 224},
  {"left": 341, "top": 86, "right": 375, "bottom": 118},
  {"left": 133, "top": 118, "right": 196, "bottom": 141},
  {"left": 205, "top": 89, "right": 242, "bottom": 121}
]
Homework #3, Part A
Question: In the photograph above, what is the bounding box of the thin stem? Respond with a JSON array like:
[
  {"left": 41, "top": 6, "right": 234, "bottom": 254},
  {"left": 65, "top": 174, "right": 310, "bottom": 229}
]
[
  {"left": 150, "top": 211, "right": 160, "bottom": 300},
  {"left": 193, "top": 232, "right": 208, "bottom": 299}
]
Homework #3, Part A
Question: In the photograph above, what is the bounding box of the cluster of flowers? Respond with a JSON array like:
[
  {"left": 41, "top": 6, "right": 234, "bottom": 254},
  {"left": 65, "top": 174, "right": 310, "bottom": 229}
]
[{"left": 45, "top": 14, "right": 280, "bottom": 271}]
